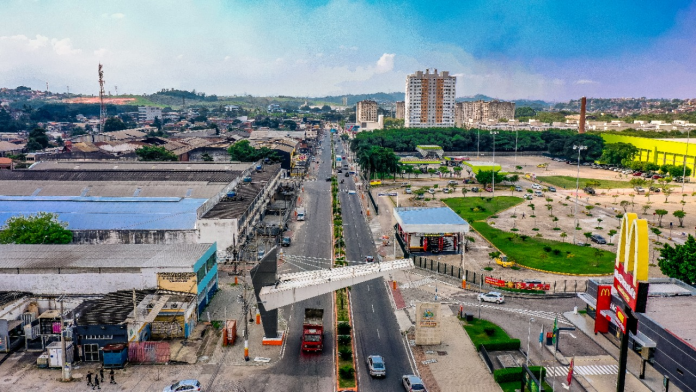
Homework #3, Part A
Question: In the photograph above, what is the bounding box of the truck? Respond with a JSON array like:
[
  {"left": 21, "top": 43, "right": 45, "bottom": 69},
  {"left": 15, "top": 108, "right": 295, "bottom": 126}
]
[
  {"left": 296, "top": 207, "right": 306, "bottom": 221},
  {"left": 302, "top": 308, "right": 324, "bottom": 352}
]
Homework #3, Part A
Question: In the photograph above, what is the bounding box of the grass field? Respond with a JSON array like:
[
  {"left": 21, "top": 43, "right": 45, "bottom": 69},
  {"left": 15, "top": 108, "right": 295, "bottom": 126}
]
[
  {"left": 471, "top": 222, "right": 615, "bottom": 274},
  {"left": 443, "top": 196, "right": 524, "bottom": 222},
  {"left": 537, "top": 176, "right": 634, "bottom": 189},
  {"left": 462, "top": 318, "right": 512, "bottom": 348}
]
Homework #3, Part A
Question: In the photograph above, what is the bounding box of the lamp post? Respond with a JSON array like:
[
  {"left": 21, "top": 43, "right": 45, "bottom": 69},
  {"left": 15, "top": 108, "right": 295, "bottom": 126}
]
[
  {"left": 682, "top": 128, "right": 690, "bottom": 194},
  {"left": 491, "top": 131, "right": 499, "bottom": 197},
  {"left": 527, "top": 317, "right": 535, "bottom": 366},
  {"left": 514, "top": 129, "right": 519, "bottom": 165},
  {"left": 572, "top": 145, "right": 587, "bottom": 245}
]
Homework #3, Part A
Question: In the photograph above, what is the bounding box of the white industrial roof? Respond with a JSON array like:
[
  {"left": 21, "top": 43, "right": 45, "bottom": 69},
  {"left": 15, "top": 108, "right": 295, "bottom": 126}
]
[{"left": 394, "top": 207, "right": 469, "bottom": 234}]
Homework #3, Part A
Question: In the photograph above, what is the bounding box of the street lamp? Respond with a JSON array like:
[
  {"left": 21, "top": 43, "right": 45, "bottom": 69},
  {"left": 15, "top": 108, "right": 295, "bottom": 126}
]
[
  {"left": 491, "top": 131, "right": 499, "bottom": 197},
  {"left": 572, "top": 145, "right": 588, "bottom": 245},
  {"left": 514, "top": 129, "right": 519, "bottom": 165},
  {"left": 527, "top": 317, "right": 535, "bottom": 366},
  {"left": 682, "top": 128, "right": 690, "bottom": 194}
]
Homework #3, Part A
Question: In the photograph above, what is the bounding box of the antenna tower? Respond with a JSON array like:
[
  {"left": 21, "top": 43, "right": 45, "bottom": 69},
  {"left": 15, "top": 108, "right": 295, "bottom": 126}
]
[{"left": 98, "top": 63, "right": 106, "bottom": 133}]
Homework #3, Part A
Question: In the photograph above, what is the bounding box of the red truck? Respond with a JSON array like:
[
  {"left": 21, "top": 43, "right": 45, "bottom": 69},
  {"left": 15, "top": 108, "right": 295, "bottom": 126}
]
[{"left": 302, "top": 308, "right": 324, "bottom": 352}]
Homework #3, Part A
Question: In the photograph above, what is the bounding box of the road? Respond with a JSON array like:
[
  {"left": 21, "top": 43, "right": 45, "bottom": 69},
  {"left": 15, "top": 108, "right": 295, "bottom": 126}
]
[
  {"left": 241, "top": 131, "right": 335, "bottom": 392},
  {"left": 335, "top": 139, "right": 415, "bottom": 392}
]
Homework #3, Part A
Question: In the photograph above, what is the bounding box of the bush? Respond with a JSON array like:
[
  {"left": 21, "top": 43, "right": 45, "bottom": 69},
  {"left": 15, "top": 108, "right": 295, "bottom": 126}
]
[
  {"left": 339, "top": 365, "right": 355, "bottom": 379},
  {"left": 543, "top": 246, "right": 551, "bottom": 252},
  {"left": 480, "top": 339, "right": 521, "bottom": 352},
  {"left": 552, "top": 249, "right": 561, "bottom": 256},
  {"left": 484, "top": 327, "right": 496, "bottom": 336},
  {"left": 338, "top": 334, "right": 352, "bottom": 346},
  {"left": 339, "top": 347, "right": 353, "bottom": 360},
  {"left": 337, "top": 321, "right": 351, "bottom": 335},
  {"left": 494, "top": 366, "right": 546, "bottom": 383}
]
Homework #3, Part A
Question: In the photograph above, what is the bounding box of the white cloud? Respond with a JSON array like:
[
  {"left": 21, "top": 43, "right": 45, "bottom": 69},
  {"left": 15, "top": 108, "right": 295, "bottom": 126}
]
[
  {"left": 51, "top": 38, "right": 81, "bottom": 55},
  {"left": 0, "top": 34, "right": 49, "bottom": 51},
  {"left": 110, "top": 13, "right": 125, "bottom": 19},
  {"left": 574, "top": 79, "right": 599, "bottom": 85},
  {"left": 94, "top": 48, "right": 107, "bottom": 57},
  {"left": 224, "top": 56, "right": 231, "bottom": 61},
  {"left": 375, "top": 53, "right": 395, "bottom": 73}
]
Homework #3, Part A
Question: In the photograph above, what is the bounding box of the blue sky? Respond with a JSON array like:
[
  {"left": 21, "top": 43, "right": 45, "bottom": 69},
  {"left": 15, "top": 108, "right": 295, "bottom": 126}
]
[{"left": 1, "top": 0, "right": 694, "bottom": 100}]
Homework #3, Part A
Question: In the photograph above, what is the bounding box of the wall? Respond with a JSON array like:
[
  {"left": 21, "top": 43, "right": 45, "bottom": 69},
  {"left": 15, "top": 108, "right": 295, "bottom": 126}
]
[
  {"left": 196, "top": 219, "right": 237, "bottom": 259},
  {"left": 600, "top": 134, "right": 696, "bottom": 177},
  {"left": 72, "top": 230, "right": 198, "bottom": 245},
  {"left": 157, "top": 272, "right": 197, "bottom": 294},
  {"left": 0, "top": 271, "right": 156, "bottom": 294}
]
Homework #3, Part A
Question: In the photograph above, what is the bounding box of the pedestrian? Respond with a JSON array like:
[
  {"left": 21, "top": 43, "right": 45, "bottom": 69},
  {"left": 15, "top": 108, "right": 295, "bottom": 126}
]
[
  {"left": 522, "top": 212, "right": 525, "bottom": 219},
  {"left": 100, "top": 367, "right": 104, "bottom": 383},
  {"left": 93, "top": 375, "right": 101, "bottom": 390},
  {"left": 109, "top": 369, "right": 116, "bottom": 384},
  {"left": 86, "top": 371, "right": 93, "bottom": 386}
]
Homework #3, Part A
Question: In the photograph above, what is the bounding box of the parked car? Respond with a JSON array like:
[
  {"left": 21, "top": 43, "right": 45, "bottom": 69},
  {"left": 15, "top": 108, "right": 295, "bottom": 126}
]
[
  {"left": 281, "top": 237, "right": 291, "bottom": 247},
  {"left": 524, "top": 279, "right": 542, "bottom": 284},
  {"left": 532, "top": 183, "right": 542, "bottom": 190},
  {"left": 388, "top": 192, "right": 398, "bottom": 196},
  {"left": 448, "top": 180, "right": 458, "bottom": 185},
  {"left": 653, "top": 175, "right": 663, "bottom": 179},
  {"left": 524, "top": 194, "right": 533, "bottom": 200},
  {"left": 583, "top": 187, "right": 596, "bottom": 195},
  {"left": 515, "top": 186, "right": 523, "bottom": 192},
  {"left": 402, "top": 375, "right": 427, "bottom": 392},
  {"left": 634, "top": 186, "right": 645, "bottom": 193},
  {"left": 427, "top": 188, "right": 435, "bottom": 194},
  {"left": 405, "top": 188, "right": 412, "bottom": 194},
  {"left": 590, "top": 234, "right": 607, "bottom": 244},
  {"left": 548, "top": 186, "right": 556, "bottom": 192},
  {"left": 633, "top": 172, "right": 643, "bottom": 176},
  {"left": 443, "top": 188, "right": 451, "bottom": 194},
  {"left": 534, "top": 190, "right": 544, "bottom": 197},
  {"left": 484, "top": 187, "right": 493, "bottom": 192},
  {"left": 471, "top": 187, "right": 480, "bottom": 193},
  {"left": 163, "top": 380, "right": 202, "bottom": 392},
  {"left": 257, "top": 249, "right": 265, "bottom": 260},
  {"left": 649, "top": 186, "right": 661, "bottom": 193},
  {"left": 366, "top": 355, "right": 386, "bottom": 377},
  {"left": 345, "top": 172, "right": 350, "bottom": 177},
  {"left": 478, "top": 292, "right": 504, "bottom": 304},
  {"left": 337, "top": 169, "right": 342, "bottom": 173},
  {"left": 416, "top": 194, "right": 425, "bottom": 200},
  {"left": 365, "top": 256, "right": 375, "bottom": 263}
]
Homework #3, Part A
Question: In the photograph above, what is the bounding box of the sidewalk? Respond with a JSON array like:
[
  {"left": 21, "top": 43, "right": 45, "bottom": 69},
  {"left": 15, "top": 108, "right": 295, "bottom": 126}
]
[{"left": 564, "top": 311, "right": 682, "bottom": 392}]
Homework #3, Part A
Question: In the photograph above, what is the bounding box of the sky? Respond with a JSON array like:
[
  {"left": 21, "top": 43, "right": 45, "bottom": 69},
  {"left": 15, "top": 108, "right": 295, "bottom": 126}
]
[{"left": 1, "top": 0, "right": 695, "bottom": 100}]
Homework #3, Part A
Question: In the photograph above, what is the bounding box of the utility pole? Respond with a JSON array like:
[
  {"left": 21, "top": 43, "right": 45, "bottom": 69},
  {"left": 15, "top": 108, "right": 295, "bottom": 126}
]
[
  {"left": 243, "top": 258, "right": 249, "bottom": 361},
  {"left": 59, "top": 296, "right": 71, "bottom": 381}
]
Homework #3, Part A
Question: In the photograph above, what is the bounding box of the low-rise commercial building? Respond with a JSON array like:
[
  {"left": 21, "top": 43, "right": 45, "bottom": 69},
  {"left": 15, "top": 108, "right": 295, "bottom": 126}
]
[{"left": 394, "top": 207, "right": 469, "bottom": 254}]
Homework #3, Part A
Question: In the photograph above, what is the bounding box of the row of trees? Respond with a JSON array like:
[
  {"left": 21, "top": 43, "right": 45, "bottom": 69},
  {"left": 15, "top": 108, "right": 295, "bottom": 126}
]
[{"left": 227, "top": 139, "right": 280, "bottom": 162}]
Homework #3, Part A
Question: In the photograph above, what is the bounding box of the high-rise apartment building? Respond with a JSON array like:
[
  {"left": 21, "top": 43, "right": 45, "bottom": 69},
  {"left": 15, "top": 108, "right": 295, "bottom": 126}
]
[
  {"left": 395, "top": 101, "right": 405, "bottom": 119},
  {"left": 404, "top": 69, "right": 456, "bottom": 128},
  {"left": 356, "top": 100, "right": 379, "bottom": 123},
  {"left": 454, "top": 100, "right": 515, "bottom": 127}
]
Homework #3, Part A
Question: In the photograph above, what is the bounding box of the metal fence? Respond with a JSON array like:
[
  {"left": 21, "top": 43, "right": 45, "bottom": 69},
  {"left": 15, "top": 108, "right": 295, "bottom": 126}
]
[
  {"left": 367, "top": 190, "right": 379, "bottom": 215},
  {"left": 479, "top": 344, "right": 495, "bottom": 373},
  {"left": 412, "top": 256, "right": 588, "bottom": 294},
  {"left": 127, "top": 342, "right": 170, "bottom": 364}
]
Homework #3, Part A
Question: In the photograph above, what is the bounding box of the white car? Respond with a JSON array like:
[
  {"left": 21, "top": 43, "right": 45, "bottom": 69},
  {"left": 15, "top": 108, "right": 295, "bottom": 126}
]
[
  {"left": 428, "top": 188, "right": 435, "bottom": 194},
  {"left": 478, "top": 292, "right": 504, "bottom": 304},
  {"left": 348, "top": 190, "right": 356, "bottom": 195},
  {"left": 532, "top": 184, "right": 542, "bottom": 190}
]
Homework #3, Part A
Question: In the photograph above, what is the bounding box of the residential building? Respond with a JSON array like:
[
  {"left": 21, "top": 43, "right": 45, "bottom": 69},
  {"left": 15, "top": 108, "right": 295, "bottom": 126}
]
[
  {"left": 356, "top": 100, "right": 379, "bottom": 123},
  {"left": 404, "top": 69, "right": 456, "bottom": 128},
  {"left": 138, "top": 106, "right": 163, "bottom": 123},
  {"left": 455, "top": 100, "right": 515, "bottom": 127},
  {"left": 395, "top": 101, "right": 405, "bottom": 119}
]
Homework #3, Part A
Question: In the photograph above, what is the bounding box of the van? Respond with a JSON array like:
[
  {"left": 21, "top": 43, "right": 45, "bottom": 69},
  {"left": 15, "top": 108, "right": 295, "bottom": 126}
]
[{"left": 297, "top": 207, "right": 306, "bottom": 221}]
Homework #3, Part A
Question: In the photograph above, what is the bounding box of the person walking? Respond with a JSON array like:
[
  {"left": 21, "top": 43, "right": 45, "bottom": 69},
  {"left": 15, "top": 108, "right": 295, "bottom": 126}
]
[
  {"left": 93, "top": 375, "right": 101, "bottom": 390},
  {"left": 109, "top": 369, "right": 116, "bottom": 384},
  {"left": 86, "top": 371, "right": 93, "bottom": 387},
  {"left": 99, "top": 367, "right": 104, "bottom": 383}
]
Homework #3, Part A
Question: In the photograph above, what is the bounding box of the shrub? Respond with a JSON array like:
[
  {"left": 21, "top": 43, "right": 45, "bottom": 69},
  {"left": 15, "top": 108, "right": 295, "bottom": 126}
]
[
  {"left": 339, "top": 365, "right": 355, "bottom": 379},
  {"left": 543, "top": 246, "right": 551, "bottom": 252},
  {"left": 532, "top": 228, "right": 539, "bottom": 231},
  {"left": 552, "top": 227, "right": 561, "bottom": 231},
  {"left": 337, "top": 321, "right": 351, "bottom": 335},
  {"left": 552, "top": 249, "right": 561, "bottom": 256},
  {"left": 484, "top": 327, "right": 496, "bottom": 336},
  {"left": 493, "top": 366, "right": 546, "bottom": 383},
  {"left": 480, "top": 339, "right": 521, "bottom": 352},
  {"left": 339, "top": 347, "right": 353, "bottom": 360},
  {"left": 484, "top": 267, "right": 493, "bottom": 271},
  {"left": 338, "top": 334, "right": 352, "bottom": 346}
]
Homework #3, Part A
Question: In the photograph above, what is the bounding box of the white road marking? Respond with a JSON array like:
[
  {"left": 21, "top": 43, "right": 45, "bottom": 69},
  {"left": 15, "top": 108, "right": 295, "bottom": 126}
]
[
  {"left": 376, "top": 329, "right": 380, "bottom": 339},
  {"left": 372, "top": 304, "right": 375, "bottom": 313}
]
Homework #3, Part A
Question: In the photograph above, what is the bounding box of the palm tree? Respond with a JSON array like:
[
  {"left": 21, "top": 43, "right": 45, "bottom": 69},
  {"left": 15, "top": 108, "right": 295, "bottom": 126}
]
[
  {"left": 509, "top": 186, "right": 515, "bottom": 196},
  {"left": 560, "top": 232, "right": 567, "bottom": 242}
]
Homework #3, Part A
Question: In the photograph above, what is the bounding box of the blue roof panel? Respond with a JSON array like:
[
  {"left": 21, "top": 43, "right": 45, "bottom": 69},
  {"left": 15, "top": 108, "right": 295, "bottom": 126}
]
[
  {"left": 394, "top": 207, "right": 468, "bottom": 226},
  {"left": 0, "top": 197, "right": 207, "bottom": 230}
]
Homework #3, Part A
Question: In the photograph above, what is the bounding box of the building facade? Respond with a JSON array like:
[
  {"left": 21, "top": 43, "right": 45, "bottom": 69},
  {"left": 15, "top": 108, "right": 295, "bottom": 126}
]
[
  {"left": 404, "top": 69, "right": 456, "bottom": 128},
  {"left": 455, "top": 100, "right": 515, "bottom": 127},
  {"left": 138, "top": 106, "right": 163, "bottom": 123},
  {"left": 395, "top": 101, "right": 405, "bottom": 120},
  {"left": 356, "top": 100, "right": 379, "bottom": 123}
]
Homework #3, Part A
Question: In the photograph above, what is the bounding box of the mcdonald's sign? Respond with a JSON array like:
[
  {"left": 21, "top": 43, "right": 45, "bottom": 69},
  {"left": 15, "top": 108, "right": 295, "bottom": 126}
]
[
  {"left": 594, "top": 285, "right": 612, "bottom": 334},
  {"left": 613, "top": 213, "right": 650, "bottom": 313}
]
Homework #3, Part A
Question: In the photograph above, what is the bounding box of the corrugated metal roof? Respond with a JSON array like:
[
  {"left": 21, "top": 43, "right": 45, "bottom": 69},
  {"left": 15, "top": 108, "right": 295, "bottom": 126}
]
[
  {"left": 30, "top": 161, "right": 251, "bottom": 171},
  {"left": 0, "top": 170, "right": 241, "bottom": 183},
  {"left": 0, "top": 244, "right": 214, "bottom": 269},
  {"left": 0, "top": 196, "right": 207, "bottom": 230},
  {"left": 393, "top": 207, "right": 469, "bottom": 233}
]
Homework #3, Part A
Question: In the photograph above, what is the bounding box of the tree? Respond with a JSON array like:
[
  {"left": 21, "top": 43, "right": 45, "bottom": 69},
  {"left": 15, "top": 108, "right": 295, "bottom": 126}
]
[
  {"left": 135, "top": 146, "right": 178, "bottom": 161},
  {"left": 54, "top": 136, "right": 64, "bottom": 146},
  {"left": 673, "top": 210, "right": 686, "bottom": 227},
  {"left": 620, "top": 200, "right": 630, "bottom": 212},
  {"left": 608, "top": 229, "right": 618, "bottom": 244},
  {"left": 340, "top": 134, "right": 350, "bottom": 141},
  {"left": 475, "top": 170, "right": 506, "bottom": 188},
  {"left": 663, "top": 188, "right": 673, "bottom": 203},
  {"left": 461, "top": 188, "right": 469, "bottom": 197},
  {"left": 642, "top": 205, "right": 651, "bottom": 215},
  {"left": 104, "top": 116, "right": 128, "bottom": 132},
  {"left": 228, "top": 139, "right": 279, "bottom": 162},
  {"left": 152, "top": 116, "right": 162, "bottom": 131},
  {"left": 438, "top": 166, "right": 449, "bottom": 176},
  {"left": 655, "top": 209, "right": 668, "bottom": 227},
  {"left": 453, "top": 166, "right": 463, "bottom": 177},
  {"left": 201, "top": 153, "right": 214, "bottom": 162},
  {"left": 505, "top": 174, "right": 520, "bottom": 184},
  {"left": 583, "top": 232, "right": 593, "bottom": 244},
  {"left": 509, "top": 186, "right": 516, "bottom": 196},
  {"left": 427, "top": 168, "right": 437, "bottom": 177},
  {"left": 321, "top": 104, "right": 332, "bottom": 112},
  {"left": 560, "top": 232, "right": 567, "bottom": 242},
  {"left": 27, "top": 128, "right": 49, "bottom": 151},
  {"left": 629, "top": 178, "right": 646, "bottom": 188},
  {"left": 600, "top": 142, "right": 639, "bottom": 165},
  {"left": 0, "top": 212, "right": 72, "bottom": 244},
  {"left": 659, "top": 235, "right": 696, "bottom": 284}
]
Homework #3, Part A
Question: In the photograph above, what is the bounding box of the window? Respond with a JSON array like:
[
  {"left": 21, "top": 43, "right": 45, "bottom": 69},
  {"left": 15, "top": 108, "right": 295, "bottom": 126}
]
[
  {"left": 206, "top": 253, "right": 216, "bottom": 272},
  {"left": 84, "top": 343, "right": 100, "bottom": 361}
]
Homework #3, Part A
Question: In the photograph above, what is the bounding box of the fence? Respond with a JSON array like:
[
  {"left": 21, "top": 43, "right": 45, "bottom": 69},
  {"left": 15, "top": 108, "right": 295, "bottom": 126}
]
[
  {"left": 412, "top": 256, "right": 588, "bottom": 294},
  {"left": 127, "top": 342, "right": 170, "bottom": 364},
  {"left": 394, "top": 225, "right": 410, "bottom": 259},
  {"left": 479, "top": 344, "right": 495, "bottom": 374},
  {"left": 367, "top": 190, "right": 379, "bottom": 215}
]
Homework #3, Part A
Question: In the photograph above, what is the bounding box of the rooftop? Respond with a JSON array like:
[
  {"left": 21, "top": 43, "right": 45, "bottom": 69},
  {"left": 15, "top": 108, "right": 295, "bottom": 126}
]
[
  {"left": 0, "top": 169, "right": 242, "bottom": 183},
  {"left": 202, "top": 164, "right": 281, "bottom": 220},
  {"left": 73, "top": 290, "right": 155, "bottom": 326},
  {"left": 30, "top": 160, "right": 251, "bottom": 172},
  {"left": 394, "top": 207, "right": 469, "bottom": 233},
  {"left": 0, "top": 196, "right": 208, "bottom": 230},
  {"left": 0, "top": 243, "right": 214, "bottom": 270},
  {"left": 645, "top": 296, "right": 696, "bottom": 348}
]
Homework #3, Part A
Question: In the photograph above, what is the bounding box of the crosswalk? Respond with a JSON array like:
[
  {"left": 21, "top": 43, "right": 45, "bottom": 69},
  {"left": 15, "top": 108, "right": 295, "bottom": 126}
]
[{"left": 546, "top": 364, "right": 619, "bottom": 377}]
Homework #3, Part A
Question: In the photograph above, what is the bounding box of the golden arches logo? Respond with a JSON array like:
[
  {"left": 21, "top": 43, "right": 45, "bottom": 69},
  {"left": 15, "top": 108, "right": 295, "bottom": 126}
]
[
  {"left": 615, "top": 213, "right": 649, "bottom": 285},
  {"left": 599, "top": 288, "right": 611, "bottom": 297}
]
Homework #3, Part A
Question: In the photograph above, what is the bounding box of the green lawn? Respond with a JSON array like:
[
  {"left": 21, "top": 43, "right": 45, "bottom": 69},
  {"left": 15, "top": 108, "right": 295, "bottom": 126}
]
[
  {"left": 471, "top": 222, "right": 615, "bottom": 275},
  {"left": 443, "top": 196, "right": 524, "bottom": 222},
  {"left": 462, "top": 318, "right": 512, "bottom": 348},
  {"left": 537, "top": 176, "right": 634, "bottom": 189}
]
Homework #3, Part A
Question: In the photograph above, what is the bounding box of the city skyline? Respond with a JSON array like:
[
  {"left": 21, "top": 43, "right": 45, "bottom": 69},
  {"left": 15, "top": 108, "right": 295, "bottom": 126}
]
[{"left": 0, "top": 1, "right": 695, "bottom": 100}]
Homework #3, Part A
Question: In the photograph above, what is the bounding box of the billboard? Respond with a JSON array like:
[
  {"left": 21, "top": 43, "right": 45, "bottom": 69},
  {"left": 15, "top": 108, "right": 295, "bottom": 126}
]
[
  {"left": 613, "top": 213, "right": 650, "bottom": 313},
  {"left": 484, "top": 276, "right": 550, "bottom": 291}
]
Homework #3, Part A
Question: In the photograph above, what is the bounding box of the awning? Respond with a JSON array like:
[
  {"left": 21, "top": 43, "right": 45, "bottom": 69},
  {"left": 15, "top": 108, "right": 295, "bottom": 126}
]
[
  {"left": 630, "top": 331, "right": 657, "bottom": 348},
  {"left": 577, "top": 292, "right": 597, "bottom": 307}
]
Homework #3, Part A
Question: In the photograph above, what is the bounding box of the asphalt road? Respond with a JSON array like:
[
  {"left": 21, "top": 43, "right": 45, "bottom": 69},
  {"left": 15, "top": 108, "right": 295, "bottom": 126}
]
[
  {"left": 335, "top": 140, "right": 415, "bottom": 392},
  {"left": 241, "top": 131, "right": 335, "bottom": 392}
]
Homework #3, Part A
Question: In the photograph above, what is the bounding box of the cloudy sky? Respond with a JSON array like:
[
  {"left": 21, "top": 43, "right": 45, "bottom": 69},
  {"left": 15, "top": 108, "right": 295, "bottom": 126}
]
[{"left": 1, "top": 0, "right": 695, "bottom": 100}]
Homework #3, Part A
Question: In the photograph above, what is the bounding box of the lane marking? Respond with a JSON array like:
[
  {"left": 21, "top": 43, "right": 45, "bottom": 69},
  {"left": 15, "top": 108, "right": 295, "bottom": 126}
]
[
  {"left": 372, "top": 304, "right": 374, "bottom": 313},
  {"left": 376, "top": 329, "right": 380, "bottom": 339}
]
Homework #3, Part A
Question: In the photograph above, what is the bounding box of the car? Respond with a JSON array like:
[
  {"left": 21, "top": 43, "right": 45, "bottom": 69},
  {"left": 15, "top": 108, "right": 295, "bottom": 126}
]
[
  {"left": 163, "top": 379, "right": 202, "bottom": 392},
  {"left": 405, "top": 188, "right": 412, "bottom": 194},
  {"left": 388, "top": 192, "right": 398, "bottom": 196},
  {"left": 402, "top": 375, "right": 427, "bottom": 391},
  {"left": 378, "top": 193, "right": 387, "bottom": 196},
  {"left": 448, "top": 180, "right": 458, "bottom": 185},
  {"left": 484, "top": 187, "right": 493, "bottom": 192},
  {"left": 649, "top": 186, "right": 661, "bottom": 193},
  {"left": 337, "top": 169, "right": 342, "bottom": 173},
  {"left": 428, "top": 188, "right": 435, "bottom": 194},
  {"left": 366, "top": 355, "right": 386, "bottom": 377},
  {"left": 634, "top": 186, "right": 645, "bottom": 193},
  {"left": 633, "top": 172, "right": 643, "bottom": 176},
  {"left": 345, "top": 172, "right": 350, "bottom": 177},
  {"left": 547, "top": 186, "right": 556, "bottom": 192},
  {"left": 534, "top": 190, "right": 543, "bottom": 197},
  {"left": 524, "top": 194, "right": 533, "bottom": 200},
  {"left": 365, "top": 256, "right": 375, "bottom": 263},
  {"left": 348, "top": 190, "right": 356, "bottom": 195},
  {"left": 515, "top": 186, "right": 523, "bottom": 192},
  {"left": 532, "top": 184, "right": 541, "bottom": 190},
  {"left": 524, "top": 279, "right": 542, "bottom": 284},
  {"left": 281, "top": 236, "right": 291, "bottom": 247},
  {"left": 416, "top": 194, "right": 425, "bottom": 200},
  {"left": 443, "top": 188, "right": 451, "bottom": 194},
  {"left": 478, "top": 292, "right": 504, "bottom": 304},
  {"left": 471, "top": 187, "right": 480, "bottom": 193},
  {"left": 583, "top": 187, "right": 596, "bottom": 195},
  {"left": 326, "top": 177, "right": 332, "bottom": 182},
  {"left": 591, "top": 234, "right": 607, "bottom": 244},
  {"left": 258, "top": 249, "right": 265, "bottom": 260}
]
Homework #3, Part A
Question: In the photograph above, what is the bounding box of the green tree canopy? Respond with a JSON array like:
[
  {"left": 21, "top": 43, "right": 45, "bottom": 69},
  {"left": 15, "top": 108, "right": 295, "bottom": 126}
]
[
  {"left": 0, "top": 212, "right": 72, "bottom": 244},
  {"left": 600, "top": 142, "right": 639, "bottom": 165},
  {"left": 27, "top": 128, "right": 49, "bottom": 151},
  {"left": 135, "top": 146, "right": 178, "bottom": 161},
  {"left": 659, "top": 235, "right": 696, "bottom": 284},
  {"left": 475, "top": 170, "right": 506, "bottom": 187},
  {"left": 227, "top": 139, "right": 280, "bottom": 162},
  {"left": 104, "top": 116, "right": 128, "bottom": 132},
  {"left": 357, "top": 146, "right": 400, "bottom": 178}
]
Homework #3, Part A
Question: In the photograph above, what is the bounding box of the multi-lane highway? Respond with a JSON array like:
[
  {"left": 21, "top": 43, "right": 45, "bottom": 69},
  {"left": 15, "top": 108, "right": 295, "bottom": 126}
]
[{"left": 334, "top": 139, "right": 415, "bottom": 392}]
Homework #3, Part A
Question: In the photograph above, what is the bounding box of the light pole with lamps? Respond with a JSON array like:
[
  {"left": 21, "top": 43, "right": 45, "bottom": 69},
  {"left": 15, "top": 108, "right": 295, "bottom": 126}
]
[
  {"left": 682, "top": 128, "right": 690, "bottom": 194},
  {"left": 527, "top": 317, "right": 535, "bottom": 366},
  {"left": 572, "top": 145, "right": 587, "bottom": 245},
  {"left": 491, "top": 131, "right": 499, "bottom": 197}
]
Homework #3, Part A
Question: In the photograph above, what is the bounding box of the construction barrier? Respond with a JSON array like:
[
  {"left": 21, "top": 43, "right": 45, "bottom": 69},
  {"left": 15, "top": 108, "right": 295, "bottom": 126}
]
[{"left": 127, "top": 342, "right": 170, "bottom": 364}]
